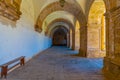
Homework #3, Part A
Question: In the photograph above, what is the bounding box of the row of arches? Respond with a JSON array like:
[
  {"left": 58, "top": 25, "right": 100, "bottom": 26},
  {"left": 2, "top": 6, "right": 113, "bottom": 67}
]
[
  {"left": 0, "top": 0, "right": 119, "bottom": 79},
  {"left": 35, "top": 0, "right": 108, "bottom": 58},
  {"left": 34, "top": 0, "right": 120, "bottom": 79}
]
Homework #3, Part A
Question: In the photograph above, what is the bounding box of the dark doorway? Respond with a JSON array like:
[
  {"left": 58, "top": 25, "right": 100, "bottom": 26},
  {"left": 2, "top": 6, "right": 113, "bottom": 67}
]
[{"left": 52, "top": 28, "right": 67, "bottom": 46}]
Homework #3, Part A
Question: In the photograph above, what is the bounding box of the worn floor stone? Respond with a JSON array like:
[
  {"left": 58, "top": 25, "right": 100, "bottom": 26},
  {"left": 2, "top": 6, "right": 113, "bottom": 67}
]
[{"left": 2, "top": 46, "right": 107, "bottom": 80}]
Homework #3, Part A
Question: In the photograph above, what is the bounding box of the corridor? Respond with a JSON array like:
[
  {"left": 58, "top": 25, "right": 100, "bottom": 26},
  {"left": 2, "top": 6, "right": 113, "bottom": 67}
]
[{"left": 6, "top": 46, "right": 106, "bottom": 80}]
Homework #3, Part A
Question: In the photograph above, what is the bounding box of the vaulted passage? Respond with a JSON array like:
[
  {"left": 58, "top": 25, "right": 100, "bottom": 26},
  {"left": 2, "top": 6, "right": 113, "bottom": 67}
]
[
  {"left": 7, "top": 46, "right": 106, "bottom": 80},
  {"left": 0, "top": 0, "right": 120, "bottom": 80}
]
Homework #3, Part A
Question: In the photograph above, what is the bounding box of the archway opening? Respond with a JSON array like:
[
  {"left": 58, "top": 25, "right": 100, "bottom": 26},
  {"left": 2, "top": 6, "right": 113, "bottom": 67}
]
[
  {"left": 52, "top": 26, "right": 67, "bottom": 46},
  {"left": 88, "top": 0, "right": 106, "bottom": 58}
]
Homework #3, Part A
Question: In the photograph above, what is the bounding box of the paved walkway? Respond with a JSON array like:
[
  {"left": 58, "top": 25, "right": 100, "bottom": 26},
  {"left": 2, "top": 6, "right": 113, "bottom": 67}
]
[{"left": 6, "top": 46, "right": 106, "bottom": 80}]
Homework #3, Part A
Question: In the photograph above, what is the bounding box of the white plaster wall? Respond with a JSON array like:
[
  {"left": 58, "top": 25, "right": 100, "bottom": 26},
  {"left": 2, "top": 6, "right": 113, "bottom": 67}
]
[{"left": 0, "top": 0, "right": 52, "bottom": 65}]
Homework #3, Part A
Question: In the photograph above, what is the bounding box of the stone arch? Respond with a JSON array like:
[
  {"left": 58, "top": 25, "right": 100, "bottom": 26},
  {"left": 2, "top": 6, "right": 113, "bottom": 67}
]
[
  {"left": 78, "top": 0, "right": 111, "bottom": 57},
  {"left": 45, "top": 18, "right": 75, "bottom": 36},
  {"left": 87, "top": 0, "right": 106, "bottom": 58},
  {"left": 47, "top": 22, "right": 70, "bottom": 37},
  {"left": 50, "top": 25, "right": 69, "bottom": 38},
  {"left": 86, "top": 0, "right": 115, "bottom": 57},
  {"left": 35, "top": 1, "right": 86, "bottom": 32},
  {"left": 89, "top": 0, "right": 110, "bottom": 11},
  {"left": 42, "top": 11, "right": 75, "bottom": 32},
  {"left": 47, "top": 19, "right": 75, "bottom": 49},
  {"left": 50, "top": 25, "right": 69, "bottom": 46},
  {"left": 86, "top": 0, "right": 111, "bottom": 20}
]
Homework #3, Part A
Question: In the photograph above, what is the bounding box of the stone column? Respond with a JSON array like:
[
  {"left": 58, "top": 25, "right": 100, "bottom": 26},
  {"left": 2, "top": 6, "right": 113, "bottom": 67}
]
[
  {"left": 103, "top": 8, "right": 120, "bottom": 80},
  {"left": 79, "top": 26, "right": 87, "bottom": 57},
  {"left": 67, "top": 33, "right": 70, "bottom": 48},
  {"left": 72, "top": 31, "right": 75, "bottom": 50},
  {"left": 69, "top": 30, "right": 72, "bottom": 48},
  {"left": 75, "top": 28, "right": 80, "bottom": 50},
  {"left": 105, "top": 12, "right": 114, "bottom": 58}
]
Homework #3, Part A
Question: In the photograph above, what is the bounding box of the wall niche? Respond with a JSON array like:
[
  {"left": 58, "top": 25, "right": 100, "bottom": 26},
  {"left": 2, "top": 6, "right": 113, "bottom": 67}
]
[{"left": 0, "top": 0, "right": 22, "bottom": 21}]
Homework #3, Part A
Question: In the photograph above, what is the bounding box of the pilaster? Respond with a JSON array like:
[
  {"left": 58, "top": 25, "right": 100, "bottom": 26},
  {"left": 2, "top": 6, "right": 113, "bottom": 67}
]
[
  {"left": 103, "top": 7, "right": 120, "bottom": 80},
  {"left": 79, "top": 25, "right": 87, "bottom": 57}
]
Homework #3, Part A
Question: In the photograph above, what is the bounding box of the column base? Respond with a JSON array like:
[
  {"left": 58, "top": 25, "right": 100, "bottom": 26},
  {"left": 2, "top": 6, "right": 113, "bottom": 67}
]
[
  {"left": 71, "top": 47, "right": 75, "bottom": 50},
  {"left": 78, "top": 49, "right": 87, "bottom": 57},
  {"left": 103, "top": 57, "right": 120, "bottom": 80}
]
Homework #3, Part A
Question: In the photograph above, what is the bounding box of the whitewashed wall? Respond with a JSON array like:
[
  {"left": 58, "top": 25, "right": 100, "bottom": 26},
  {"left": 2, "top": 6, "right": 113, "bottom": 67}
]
[{"left": 0, "top": 0, "right": 52, "bottom": 65}]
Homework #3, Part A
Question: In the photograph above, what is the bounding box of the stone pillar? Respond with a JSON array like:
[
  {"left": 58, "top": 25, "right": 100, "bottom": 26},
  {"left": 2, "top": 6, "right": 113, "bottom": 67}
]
[
  {"left": 75, "top": 28, "right": 80, "bottom": 50},
  {"left": 79, "top": 26, "right": 87, "bottom": 57},
  {"left": 103, "top": 8, "right": 120, "bottom": 80},
  {"left": 67, "top": 33, "right": 70, "bottom": 48},
  {"left": 72, "top": 31, "right": 75, "bottom": 50},
  {"left": 70, "top": 30, "right": 72, "bottom": 49}
]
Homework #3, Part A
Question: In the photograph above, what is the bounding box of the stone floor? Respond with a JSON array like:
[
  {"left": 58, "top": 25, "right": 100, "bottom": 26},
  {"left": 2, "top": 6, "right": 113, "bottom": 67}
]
[{"left": 2, "top": 46, "right": 107, "bottom": 80}]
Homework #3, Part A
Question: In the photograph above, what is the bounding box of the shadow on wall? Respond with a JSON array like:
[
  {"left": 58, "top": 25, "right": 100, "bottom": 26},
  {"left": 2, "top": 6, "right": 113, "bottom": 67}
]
[{"left": 0, "top": 24, "right": 52, "bottom": 65}]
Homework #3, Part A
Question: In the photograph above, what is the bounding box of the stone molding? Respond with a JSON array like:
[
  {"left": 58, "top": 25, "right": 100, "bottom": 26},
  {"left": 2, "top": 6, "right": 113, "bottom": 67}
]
[
  {"left": 0, "top": 0, "right": 21, "bottom": 21},
  {"left": 35, "top": 1, "right": 86, "bottom": 33}
]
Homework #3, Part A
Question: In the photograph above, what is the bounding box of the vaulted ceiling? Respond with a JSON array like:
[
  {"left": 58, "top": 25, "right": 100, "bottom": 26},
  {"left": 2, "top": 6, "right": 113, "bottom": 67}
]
[{"left": 23, "top": 0, "right": 108, "bottom": 34}]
